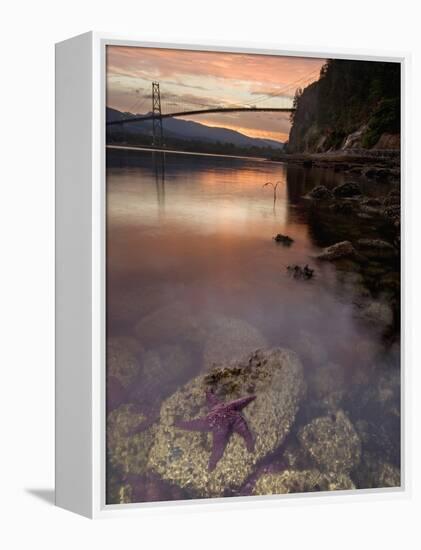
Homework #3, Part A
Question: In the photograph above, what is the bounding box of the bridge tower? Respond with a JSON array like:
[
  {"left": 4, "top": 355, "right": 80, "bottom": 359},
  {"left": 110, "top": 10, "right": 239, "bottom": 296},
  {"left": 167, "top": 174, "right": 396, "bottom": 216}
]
[{"left": 152, "top": 82, "right": 164, "bottom": 147}]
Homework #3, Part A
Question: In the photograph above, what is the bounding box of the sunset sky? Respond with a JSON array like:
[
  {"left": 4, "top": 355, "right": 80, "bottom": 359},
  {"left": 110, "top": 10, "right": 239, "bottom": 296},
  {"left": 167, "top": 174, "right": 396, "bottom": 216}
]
[{"left": 106, "top": 46, "right": 325, "bottom": 142}]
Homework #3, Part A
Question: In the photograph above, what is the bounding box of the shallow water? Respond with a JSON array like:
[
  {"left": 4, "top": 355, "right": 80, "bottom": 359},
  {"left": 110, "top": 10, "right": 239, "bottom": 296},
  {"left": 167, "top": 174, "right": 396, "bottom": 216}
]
[{"left": 106, "top": 148, "right": 400, "bottom": 502}]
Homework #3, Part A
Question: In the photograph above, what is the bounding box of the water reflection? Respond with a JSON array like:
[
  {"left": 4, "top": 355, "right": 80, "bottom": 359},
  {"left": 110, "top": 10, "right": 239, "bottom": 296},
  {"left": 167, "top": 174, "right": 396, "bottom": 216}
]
[
  {"left": 153, "top": 151, "right": 166, "bottom": 214},
  {"left": 106, "top": 147, "right": 400, "bottom": 503}
]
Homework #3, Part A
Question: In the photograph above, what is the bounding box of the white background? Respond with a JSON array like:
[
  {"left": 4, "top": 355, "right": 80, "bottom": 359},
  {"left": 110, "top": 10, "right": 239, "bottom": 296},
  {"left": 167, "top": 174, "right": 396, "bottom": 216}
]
[{"left": 0, "top": 0, "right": 419, "bottom": 547}]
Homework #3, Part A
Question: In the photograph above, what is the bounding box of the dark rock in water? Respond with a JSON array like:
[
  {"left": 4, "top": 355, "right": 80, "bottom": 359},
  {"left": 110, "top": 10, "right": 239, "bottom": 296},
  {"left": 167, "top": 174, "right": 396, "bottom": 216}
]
[
  {"left": 352, "top": 452, "right": 400, "bottom": 489},
  {"left": 333, "top": 162, "right": 351, "bottom": 172},
  {"left": 383, "top": 204, "right": 400, "bottom": 230},
  {"left": 306, "top": 185, "right": 334, "bottom": 201},
  {"left": 361, "top": 197, "right": 382, "bottom": 208},
  {"left": 356, "top": 238, "right": 395, "bottom": 254},
  {"left": 315, "top": 241, "right": 356, "bottom": 261},
  {"left": 286, "top": 264, "right": 315, "bottom": 280},
  {"left": 107, "top": 376, "right": 129, "bottom": 412},
  {"left": 383, "top": 189, "right": 400, "bottom": 207},
  {"left": 298, "top": 410, "right": 362, "bottom": 474},
  {"left": 332, "top": 181, "right": 361, "bottom": 198},
  {"left": 330, "top": 201, "right": 354, "bottom": 214},
  {"left": 363, "top": 167, "right": 391, "bottom": 180},
  {"left": 302, "top": 159, "right": 313, "bottom": 168},
  {"left": 273, "top": 233, "right": 294, "bottom": 246}
]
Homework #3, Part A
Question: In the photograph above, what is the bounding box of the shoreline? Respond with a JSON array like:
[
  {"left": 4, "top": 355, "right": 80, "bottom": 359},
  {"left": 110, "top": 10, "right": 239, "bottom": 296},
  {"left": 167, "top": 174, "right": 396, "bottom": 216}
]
[{"left": 107, "top": 144, "right": 400, "bottom": 173}]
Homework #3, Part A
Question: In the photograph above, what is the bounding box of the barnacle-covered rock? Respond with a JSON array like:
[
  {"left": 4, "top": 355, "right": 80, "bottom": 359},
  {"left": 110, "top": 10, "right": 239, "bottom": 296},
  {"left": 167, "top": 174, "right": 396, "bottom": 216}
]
[
  {"left": 147, "top": 348, "right": 305, "bottom": 497},
  {"left": 253, "top": 469, "right": 355, "bottom": 495},
  {"left": 203, "top": 317, "right": 268, "bottom": 370},
  {"left": 107, "top": 404, "right": 157, "bottom": 475},
  {"left": 298, "top": 410, "right": 361, "bottom": 474}
]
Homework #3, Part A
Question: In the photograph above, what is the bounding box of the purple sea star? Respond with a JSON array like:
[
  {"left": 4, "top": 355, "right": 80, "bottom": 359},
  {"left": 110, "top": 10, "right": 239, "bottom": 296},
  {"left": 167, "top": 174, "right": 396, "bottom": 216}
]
[{"left": 174, "top": 391, "right": 256, "bottom": 471}]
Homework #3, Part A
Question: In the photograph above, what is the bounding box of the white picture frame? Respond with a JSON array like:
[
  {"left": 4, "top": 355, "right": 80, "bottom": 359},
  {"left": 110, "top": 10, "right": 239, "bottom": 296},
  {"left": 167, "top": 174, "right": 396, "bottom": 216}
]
[{"left": 55, "top": 31, "right": 409, "bottom": 518}]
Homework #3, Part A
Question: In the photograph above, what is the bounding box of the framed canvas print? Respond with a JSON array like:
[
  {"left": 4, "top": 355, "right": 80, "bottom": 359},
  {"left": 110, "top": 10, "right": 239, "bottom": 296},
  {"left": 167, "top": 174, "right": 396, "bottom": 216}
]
[{"left": 55, "top": 32, "right": 407, "bottom": 518}]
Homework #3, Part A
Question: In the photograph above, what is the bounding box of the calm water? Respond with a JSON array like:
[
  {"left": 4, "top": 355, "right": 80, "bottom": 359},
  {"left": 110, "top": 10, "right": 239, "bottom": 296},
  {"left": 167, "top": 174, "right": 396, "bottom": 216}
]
[{"left": 106, "top": 148, "right": 400, "bottom": 500}]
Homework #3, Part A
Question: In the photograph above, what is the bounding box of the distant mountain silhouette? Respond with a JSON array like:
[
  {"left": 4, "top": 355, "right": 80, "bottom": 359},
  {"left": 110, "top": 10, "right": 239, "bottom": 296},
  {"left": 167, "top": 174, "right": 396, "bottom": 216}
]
[{"left": 106, "top": 107, "right": 284, "bottom": 150}]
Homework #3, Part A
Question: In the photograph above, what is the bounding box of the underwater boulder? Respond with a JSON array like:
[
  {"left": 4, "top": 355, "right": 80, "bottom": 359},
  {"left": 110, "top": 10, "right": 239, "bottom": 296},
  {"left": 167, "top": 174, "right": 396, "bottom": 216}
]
[
  {"left": 107, "top": 403, "right": 157, "bottom": 476},
  {"left": 295, "top": 329, "right": 328, "bottom": 367},
  {"left": 132, "top": 345, "right": 194, "bottom": 403},
  {"left": 203, "top": 316, "right": 268, "bottom": 370},
  {"left": 298, "top": 409, "right": 361, "bottom": 474},
  {"left": 107, "top": 337, "right": 142, "bottom": 389},
  {"left": 253, "top": 469, "right": 355, "bottom": 495},
  {"left": 352, "top": 452, "right": 400, "bottom": 489},
  {"left": 134, "top": 301, "right": 206, "bottom": 348},
  {"left": 353, "top": 299, "right": 394, "bottom": 331},
  {"left": 332, "top": 181, "right": 361, "bottom": 198},
  {"left": 147, "top": 348, "right": 305, "bottom": 498}
]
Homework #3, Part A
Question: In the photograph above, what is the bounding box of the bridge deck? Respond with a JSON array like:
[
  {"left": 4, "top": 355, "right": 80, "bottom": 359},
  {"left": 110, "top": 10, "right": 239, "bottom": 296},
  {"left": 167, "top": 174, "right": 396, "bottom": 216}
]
[{"left": 107, "top": 106, "right": 294, "bottom": 126}]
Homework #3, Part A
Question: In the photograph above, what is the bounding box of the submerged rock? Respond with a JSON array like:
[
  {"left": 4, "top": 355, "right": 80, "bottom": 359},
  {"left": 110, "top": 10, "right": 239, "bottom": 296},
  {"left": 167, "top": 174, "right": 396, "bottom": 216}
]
[
  {"left": 134, "top": 345, "right": 194, "bottom": 402},
  {"left": 107, "top": 337, "right": 142, "bottom": 389},
  {"left": 134, "top": 301, "right": 206, "bottom": 348},
  {"left": 361, "top": 197, "right": 382, "bottom": 208},
  {"left": 107, "top": 376, "right": 129, "bottom": 412},
  {"left": 315, "top": 241, "right": 357, "bottom": 261},
  {"left": 107, "top": 404, "right": 157, "bottom": 476},
  {"left": 354, "top": 299, "right": 394, "bottom": 330},
  {"left": 253, "top": 469, "right": 355, "bottom": 495},
  {"left": 383, "top": 189, "right": 400, "bottom": 207},
  {"left": 147, "top": 348, "right": 305, "bottom": 497},
  {"left": 298, "top": 410, "right": 361, "bottom": 474},
  {"left": 352, "top": 452, "right": 400, "bottom": 489},
  {"left": 296, "top": 329, "right": 328, "bottom": 366},
  {"left": 332, "top": 181, "right": 362, "bottom": 198},
  {"left": 330, "top": 201, "right": 354, "bottom": 214},
  {"left": 356, "top": 239, "right": 396, "bottom": 260},
  {"left": 306, "top": 185, "right": 334, "bottom": 201},
  {"left": 308, "top": 362, "right": 346, "bottom": 410},
  {"left": 203, "top": 317, "right": 268, "bottom": 370}
]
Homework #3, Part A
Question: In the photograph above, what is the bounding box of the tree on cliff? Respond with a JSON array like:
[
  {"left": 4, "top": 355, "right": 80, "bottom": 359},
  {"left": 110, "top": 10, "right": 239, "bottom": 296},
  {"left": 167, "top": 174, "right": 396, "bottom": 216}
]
[{"left": 287, "top": 59, "right": 400, "bottom": 153}]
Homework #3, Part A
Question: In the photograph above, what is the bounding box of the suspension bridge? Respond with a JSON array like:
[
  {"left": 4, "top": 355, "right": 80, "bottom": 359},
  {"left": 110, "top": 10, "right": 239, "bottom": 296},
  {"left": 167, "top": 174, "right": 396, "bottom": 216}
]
[{"left": 107, "top": 68, "right": 320, "bottom": 146}]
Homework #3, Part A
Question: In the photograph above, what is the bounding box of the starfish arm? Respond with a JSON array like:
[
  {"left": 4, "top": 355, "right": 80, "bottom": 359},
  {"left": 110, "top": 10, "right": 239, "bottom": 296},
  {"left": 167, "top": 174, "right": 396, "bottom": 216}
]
[
  {"left": 233, "top": 415, "right": 255, "bottom": 452},
  {"left": 206, "top": 390, "right": 222, "bottom": 409},
  {"left": 208, "top": 426, "right": 231, "bottom": 471},
  {"left": 228, "top": 395, "right": 256, "bottom": 412},
  {"left": 174, "top": 417, "right": 210, "bottom": 432}
]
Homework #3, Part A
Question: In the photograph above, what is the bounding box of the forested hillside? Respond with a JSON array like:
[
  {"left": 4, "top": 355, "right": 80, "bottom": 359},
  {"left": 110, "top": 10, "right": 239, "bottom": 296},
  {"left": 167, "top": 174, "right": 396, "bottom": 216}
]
[{"left": 288, "top": 59, "right": 400, "bottom": 153}]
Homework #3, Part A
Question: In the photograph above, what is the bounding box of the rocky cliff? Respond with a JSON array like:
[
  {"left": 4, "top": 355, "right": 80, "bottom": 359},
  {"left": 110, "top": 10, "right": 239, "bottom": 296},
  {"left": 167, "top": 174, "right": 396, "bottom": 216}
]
[{"left": 287, "top": 59, "right": 400, "bottom": 153}]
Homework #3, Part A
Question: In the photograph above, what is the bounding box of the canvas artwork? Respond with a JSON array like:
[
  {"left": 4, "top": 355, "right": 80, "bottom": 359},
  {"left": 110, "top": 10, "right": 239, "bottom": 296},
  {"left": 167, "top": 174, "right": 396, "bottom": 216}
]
[{"left": 105, "top": 46, "right": 401, "bottom": 505}]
